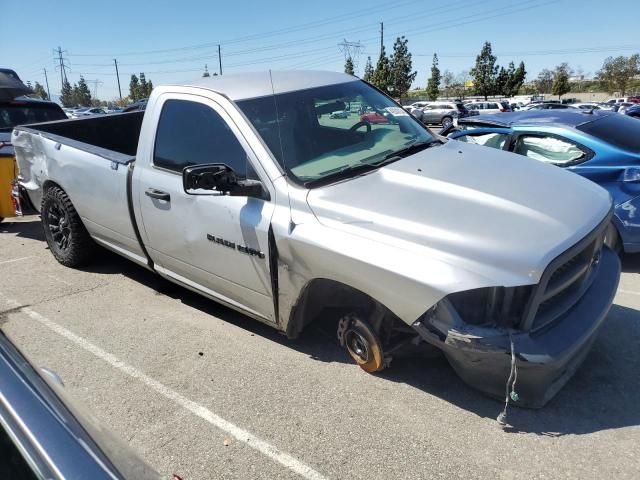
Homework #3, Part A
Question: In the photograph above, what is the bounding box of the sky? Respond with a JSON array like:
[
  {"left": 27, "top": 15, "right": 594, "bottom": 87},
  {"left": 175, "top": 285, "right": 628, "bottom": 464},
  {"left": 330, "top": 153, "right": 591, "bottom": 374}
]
[{"left": 2, "top": 0, "right": 639, "bottom": 102}]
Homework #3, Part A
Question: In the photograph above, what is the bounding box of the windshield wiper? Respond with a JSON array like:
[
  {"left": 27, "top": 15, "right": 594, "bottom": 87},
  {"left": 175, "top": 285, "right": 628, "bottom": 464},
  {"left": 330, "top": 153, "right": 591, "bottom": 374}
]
[{"left": 383, "top": 140, "right": 441, "bottom": 160}]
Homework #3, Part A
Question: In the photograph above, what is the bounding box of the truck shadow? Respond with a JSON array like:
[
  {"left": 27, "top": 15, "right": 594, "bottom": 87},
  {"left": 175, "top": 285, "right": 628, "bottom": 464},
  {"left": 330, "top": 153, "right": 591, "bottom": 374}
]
[
  {"left": 0, "top": 217, "right": 45, "bottom": 242},
  {"left": 82, "top": 249, "right": 640, "bottom": 438},
  {"left": 5, "top": 220, "right": 638, "bottom": 437}
]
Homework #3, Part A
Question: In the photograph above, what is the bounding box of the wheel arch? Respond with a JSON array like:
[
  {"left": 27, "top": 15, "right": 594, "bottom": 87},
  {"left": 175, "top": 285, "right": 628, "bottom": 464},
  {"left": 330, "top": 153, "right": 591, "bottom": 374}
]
[{"left": 285, "top": 277, "right": 392, "bottom": 338}]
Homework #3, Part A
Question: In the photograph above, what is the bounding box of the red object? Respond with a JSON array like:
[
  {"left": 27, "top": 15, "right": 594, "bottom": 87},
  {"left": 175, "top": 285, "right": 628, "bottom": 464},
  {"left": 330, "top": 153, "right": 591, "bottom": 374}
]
[{"left": 359, "top": 111, "right": 389, "bottom": 124}]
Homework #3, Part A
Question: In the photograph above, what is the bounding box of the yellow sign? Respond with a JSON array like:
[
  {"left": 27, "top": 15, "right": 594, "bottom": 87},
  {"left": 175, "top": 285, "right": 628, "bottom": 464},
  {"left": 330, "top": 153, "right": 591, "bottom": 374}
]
[{"left": 464, "top": 80, "right": 474, "bottom": 87}]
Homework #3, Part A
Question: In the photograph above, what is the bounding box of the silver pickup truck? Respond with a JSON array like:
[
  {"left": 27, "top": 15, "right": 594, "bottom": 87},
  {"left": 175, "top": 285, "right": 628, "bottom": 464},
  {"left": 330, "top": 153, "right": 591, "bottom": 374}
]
[{"left": 13, "top": 71, "right": 620, "bottom": 408}]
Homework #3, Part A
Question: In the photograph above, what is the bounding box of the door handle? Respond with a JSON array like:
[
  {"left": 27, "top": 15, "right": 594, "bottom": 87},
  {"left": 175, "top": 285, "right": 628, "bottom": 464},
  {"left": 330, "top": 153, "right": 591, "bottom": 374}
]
[{"left": 145, "top": 188, "right": 171, "bottom": 201}]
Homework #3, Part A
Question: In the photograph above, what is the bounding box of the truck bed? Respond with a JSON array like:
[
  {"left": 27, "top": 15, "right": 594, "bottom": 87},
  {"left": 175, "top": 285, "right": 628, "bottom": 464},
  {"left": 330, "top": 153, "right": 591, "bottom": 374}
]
[
  {"left": 29, "top": 111, "right": 144, "bottom": 158},
  {"left": 13, "top": 111, "right": 149, "bottom": 267}
]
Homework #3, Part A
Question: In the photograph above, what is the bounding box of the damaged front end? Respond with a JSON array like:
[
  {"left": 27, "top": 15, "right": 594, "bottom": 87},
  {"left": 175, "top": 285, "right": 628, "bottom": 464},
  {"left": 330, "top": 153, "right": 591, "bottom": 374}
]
[{"left": 413, "top": 215, "right": 621, "bottom": 408}]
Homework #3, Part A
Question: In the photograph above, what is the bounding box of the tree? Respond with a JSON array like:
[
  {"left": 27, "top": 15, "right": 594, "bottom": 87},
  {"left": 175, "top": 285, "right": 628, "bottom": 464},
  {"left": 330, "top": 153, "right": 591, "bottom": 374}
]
[
  {"left": 363, "top": 56, "right": 374, "bottom": 82},
  {"left": 139, "top": 73, "right": 148, "bottom": 98},
  {"left": 441, "top": 70, "right": 455, "bottom": 98},
  {"left": 371, "top": 46, "right": 392, "bottom": 94},
  {"left": 60, "top": 79, "right": 74, "bottom": 107},
  {"left": 536, "top": 69, "right": 554, "bottom": 93},
  {"left": 389, "top": 36, "right": 417, "bottom": 100},
  {"left": 129, "top": 74, "right": 140, "bottom": 101},
  {"left": 138, "top": 73, "right": 153, "bottom": 98},
  {"left": 202, "top": 64, "right": 211, "bottom": 78},
  {"left": 597, "top": 54, "right": 640, "bottom": 96},
  {"left": 495, "top": 66, "right": 509, "bottom": 96},
  {"left": 33, "top": 81, "right": 48, "bottom": 100},
  {"left": 426, "top": 53, "right": 440, "bottom": 101},
  {"left": 507, "top": 61, "right": 527, "bottom": 96},
  {"left": 74, "top": 76, "right": 92, "bottom": 106},
  {"left": 452, "top": 70, "right": 471, "bottom": 99},
  {"left": 470, "top": 41, "right": 498, "bottom": 100},
  {"left": 552, "top": 63, "right": 571, "bottom": 99},
  {"left": 344, "top": 56, "right": 355, "bottom": 75}
]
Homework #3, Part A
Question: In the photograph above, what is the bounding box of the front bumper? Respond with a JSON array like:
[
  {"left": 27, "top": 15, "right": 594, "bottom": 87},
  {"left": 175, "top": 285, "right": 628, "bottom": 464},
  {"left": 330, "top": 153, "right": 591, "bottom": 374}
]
[{"left": 413, "top": 246, "right": 621, "bottom": 408}]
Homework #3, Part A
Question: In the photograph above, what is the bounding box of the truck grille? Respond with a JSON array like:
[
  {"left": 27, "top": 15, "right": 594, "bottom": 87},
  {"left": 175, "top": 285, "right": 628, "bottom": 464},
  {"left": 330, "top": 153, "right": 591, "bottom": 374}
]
[{"left": 522, "top": 214, "right": 610, "bottom": 331}]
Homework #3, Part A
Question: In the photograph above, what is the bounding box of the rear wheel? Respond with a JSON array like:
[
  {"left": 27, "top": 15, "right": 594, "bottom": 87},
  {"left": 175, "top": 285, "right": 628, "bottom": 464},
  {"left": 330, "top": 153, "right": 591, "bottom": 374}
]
[
  {"left": 441, "top": 116, "right": 453, "bottom": 129},
  {"left": 41, "top": 186, "right": 96, "bottom": 267}
]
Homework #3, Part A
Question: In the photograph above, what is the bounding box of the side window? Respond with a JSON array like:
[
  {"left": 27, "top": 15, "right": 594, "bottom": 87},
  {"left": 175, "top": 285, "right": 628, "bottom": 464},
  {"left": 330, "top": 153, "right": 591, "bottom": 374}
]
[
  {"left": 514, "top": 135, "right": 586, "bottom": 165},
  {"left": 456, "top": 132, "right": 509, "bottom": 149},
  {"left": 153, "top": 99, "right": 249, "bottom": 177}
]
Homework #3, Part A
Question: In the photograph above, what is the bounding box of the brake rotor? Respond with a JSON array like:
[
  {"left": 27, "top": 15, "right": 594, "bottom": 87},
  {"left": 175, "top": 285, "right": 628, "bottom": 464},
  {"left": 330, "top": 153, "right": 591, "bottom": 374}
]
[{"left": 337, "top": 314, "right": 384, "bottom": 373}]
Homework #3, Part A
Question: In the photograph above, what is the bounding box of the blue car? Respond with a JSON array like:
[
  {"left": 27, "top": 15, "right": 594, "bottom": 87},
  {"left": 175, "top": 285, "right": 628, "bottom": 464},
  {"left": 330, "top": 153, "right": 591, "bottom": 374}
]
[{"left": 444, "top": 110, "right": 640, "bottom": 253}]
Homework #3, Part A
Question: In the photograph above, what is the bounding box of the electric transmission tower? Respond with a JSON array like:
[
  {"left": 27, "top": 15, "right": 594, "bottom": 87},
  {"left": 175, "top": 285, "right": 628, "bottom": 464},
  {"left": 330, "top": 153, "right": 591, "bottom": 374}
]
[
  {"left": 53, "top": 46, "right": 70, "bottom": 90},
  {"left": 338, "top": 39, "right": 364, "bottom": 74}
]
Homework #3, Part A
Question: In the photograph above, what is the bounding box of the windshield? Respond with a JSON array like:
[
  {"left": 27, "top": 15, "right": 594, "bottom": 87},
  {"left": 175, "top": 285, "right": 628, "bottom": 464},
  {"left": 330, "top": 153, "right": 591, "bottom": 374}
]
[{"left": 236, "top": 80, "right": 434, "bottom": 185}]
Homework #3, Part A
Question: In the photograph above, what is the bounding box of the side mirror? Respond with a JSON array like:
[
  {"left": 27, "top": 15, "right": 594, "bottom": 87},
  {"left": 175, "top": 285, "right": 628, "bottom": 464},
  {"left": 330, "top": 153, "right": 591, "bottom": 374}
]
[{"left": 183, "top": 163, "right": 267, "bottom": 199}]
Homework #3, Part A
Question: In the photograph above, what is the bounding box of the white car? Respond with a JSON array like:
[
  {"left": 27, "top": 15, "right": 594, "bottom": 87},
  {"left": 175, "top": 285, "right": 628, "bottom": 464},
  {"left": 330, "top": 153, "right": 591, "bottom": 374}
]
[
  {"left": 329, "top": 110, "right": 349, "bottom": 119},
  {"left": 405, "top": 101, "right": 429, "bottom": 120},
  {"left": 572, "top": 103, "right": 602, "bottom": 110},
  {"left": 71, "top": 107, "right": 106, "bottom": 118},
  {"left": 464, "top": 101, "right": 506, "bottom": 114}
]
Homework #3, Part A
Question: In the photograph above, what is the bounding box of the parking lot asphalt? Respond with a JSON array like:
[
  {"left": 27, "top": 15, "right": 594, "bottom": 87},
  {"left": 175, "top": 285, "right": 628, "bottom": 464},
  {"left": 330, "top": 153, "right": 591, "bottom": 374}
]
[{"left": 1, "top": 215, "right": 639, "bottom": 480}]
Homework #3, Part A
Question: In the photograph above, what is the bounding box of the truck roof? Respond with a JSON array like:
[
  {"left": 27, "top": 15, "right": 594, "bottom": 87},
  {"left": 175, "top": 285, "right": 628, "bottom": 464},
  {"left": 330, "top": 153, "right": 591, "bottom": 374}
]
[{"left": 180, "top": 70, "right": 357, "bottom": 101}]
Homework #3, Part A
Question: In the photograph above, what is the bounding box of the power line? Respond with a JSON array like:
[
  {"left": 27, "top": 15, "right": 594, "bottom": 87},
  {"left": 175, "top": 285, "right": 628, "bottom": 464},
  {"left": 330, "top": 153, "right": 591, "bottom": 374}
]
[{"left": 67, "top": 0, "right": 425, "bottom": 58}]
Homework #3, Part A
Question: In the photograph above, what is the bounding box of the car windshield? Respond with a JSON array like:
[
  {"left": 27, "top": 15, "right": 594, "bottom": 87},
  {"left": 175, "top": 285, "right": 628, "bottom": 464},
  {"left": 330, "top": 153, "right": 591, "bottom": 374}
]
[
  {"left": 236, "top": 80, "right": 434, "bottom": 186},
  {"left": 576, "top": 113, "right": 640, "bottom": 153},
  {"left": 0, "top": 103, "right": 67, "bottom": 131}
]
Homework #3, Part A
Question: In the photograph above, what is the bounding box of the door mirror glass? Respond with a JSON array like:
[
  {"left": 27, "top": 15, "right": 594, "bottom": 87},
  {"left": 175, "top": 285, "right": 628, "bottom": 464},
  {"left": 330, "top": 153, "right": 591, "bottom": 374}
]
[{"left": 183, "top": 163, "right": 267, "bottom": 199}]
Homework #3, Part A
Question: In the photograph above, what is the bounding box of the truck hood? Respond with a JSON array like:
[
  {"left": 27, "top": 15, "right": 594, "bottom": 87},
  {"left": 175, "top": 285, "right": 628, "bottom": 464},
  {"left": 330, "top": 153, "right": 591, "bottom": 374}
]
[{"left": 305, "top": 140, "right": 611, "bottom": 285}]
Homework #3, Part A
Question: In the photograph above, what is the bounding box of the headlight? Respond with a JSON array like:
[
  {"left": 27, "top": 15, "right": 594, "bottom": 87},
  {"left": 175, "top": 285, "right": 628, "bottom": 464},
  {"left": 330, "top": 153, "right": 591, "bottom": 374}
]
[{"left": 446, "top": 286, "right": 533, "bottom": 328}]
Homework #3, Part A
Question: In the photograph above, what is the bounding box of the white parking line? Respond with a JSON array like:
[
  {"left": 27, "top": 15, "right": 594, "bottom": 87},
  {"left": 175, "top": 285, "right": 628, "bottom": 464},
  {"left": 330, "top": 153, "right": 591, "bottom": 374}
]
[
  {"left": 618, "top": 289, "right": 640, "bottom": 297},
  {"left": 0, "top": 256, "right": 35, "bottom": 265},
  {"left": 1, "top": 296, "right": 327, "bottom": 480}
]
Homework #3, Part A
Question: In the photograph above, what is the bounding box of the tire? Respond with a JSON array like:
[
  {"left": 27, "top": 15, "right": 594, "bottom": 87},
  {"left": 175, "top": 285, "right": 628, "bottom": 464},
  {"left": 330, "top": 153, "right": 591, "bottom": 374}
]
[
  {"left": 441, "top": 116, "right": 453, "bottom": 128},
  {"left": 41, "top": 186, "right": 96, "bottom": 267}
]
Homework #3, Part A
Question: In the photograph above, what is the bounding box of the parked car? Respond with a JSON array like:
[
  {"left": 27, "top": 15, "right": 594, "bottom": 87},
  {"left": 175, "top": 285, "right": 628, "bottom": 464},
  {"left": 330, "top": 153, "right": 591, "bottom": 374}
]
[
  {"left": 421, "top": 101, "right": 473, "bottom": 128},
  {"left": 71, "top": 107, "right": 106, "bottom": 118},
  {"left": 444, "top": 110, "right": 640, "bottom": 253},
  {"left": 359, "top": 110, "right": 390, "bottom": 124},
  {"left": 13, "top": 71, "right": 620, "bottom": 408},
  {"left": 0, "top": 329, "right": 162, "bottom": 479},
  {"left": 122, "top": 98, "right": 148, "bottom": 113},
  {"left": 617, "top": 102, "right": 634, "bottom": 114},
  {"left": 624, "top": 104, "right": 640, "bottom": 118},
  {"left": 464, "top": 100, "right": 507, "bottom": 114},
  {"left": 404, "top": 101, "right": 429, "bottom": 120},
  {"left": 572, "top": 103, "right": 602, "bottom": 110},
  {"left": 0, "top": 97, "right": 67, "bottom": 221},
  {"left": 523, "top": 102, "right": 576, "bottom": 110},
  {"left": 329, "top": 110, "right": 349, "bottom": 119}
]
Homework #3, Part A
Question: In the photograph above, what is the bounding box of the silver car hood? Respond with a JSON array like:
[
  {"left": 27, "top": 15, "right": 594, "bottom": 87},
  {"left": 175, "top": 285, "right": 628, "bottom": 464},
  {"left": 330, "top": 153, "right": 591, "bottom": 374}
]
[{"left": 306, "top": 140, "right": 611, "bottom": 286}]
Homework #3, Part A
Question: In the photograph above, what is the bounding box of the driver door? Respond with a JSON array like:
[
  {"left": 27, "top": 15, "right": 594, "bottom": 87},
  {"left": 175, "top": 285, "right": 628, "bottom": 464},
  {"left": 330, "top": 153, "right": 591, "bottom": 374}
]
[{"left": 136, "top": 94, "right": 276, "bottom": 322}]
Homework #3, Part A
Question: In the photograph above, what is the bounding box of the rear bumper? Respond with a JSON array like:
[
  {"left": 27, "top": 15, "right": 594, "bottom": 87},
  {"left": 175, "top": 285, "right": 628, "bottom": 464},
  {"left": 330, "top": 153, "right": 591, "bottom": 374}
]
[{"left": 413, "top": 246, "right": 621, "bottom": 408}]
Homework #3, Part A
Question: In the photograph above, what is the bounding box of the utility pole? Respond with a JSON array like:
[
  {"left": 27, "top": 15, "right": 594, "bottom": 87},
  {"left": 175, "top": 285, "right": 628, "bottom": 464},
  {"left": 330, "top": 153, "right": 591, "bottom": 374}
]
[
  {"left": 43, "top": 68, "right": 51, "bottom": 100},
  {"left": 380, "top": 22, "right": 384, "bottom": 54},
  {"left": 114, "top": 59, "right": 122, "bottom": 99},
  {"left": 54, "top": 46, "right": 69, "bottom": 90},
  {"left": 218, "top": 44, "right": 222, "bottom": 76}
]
